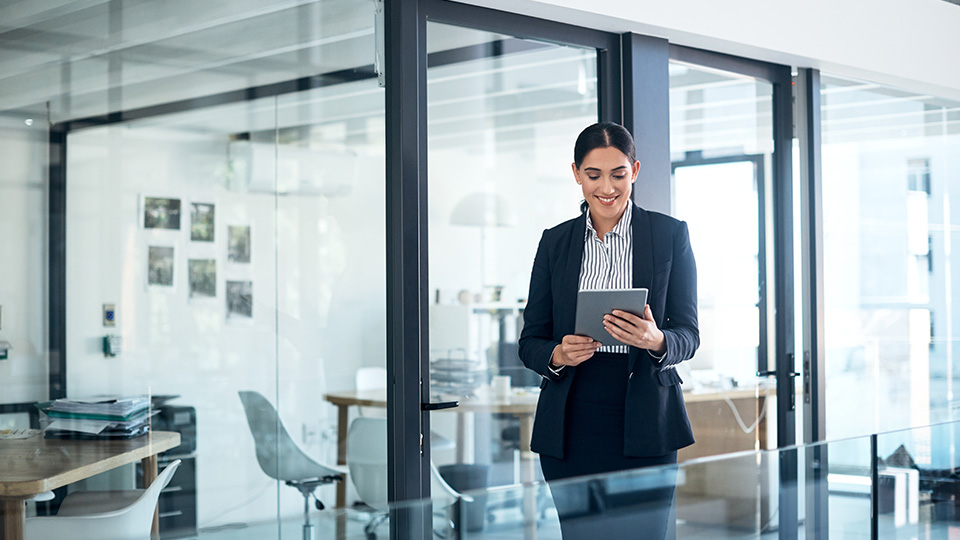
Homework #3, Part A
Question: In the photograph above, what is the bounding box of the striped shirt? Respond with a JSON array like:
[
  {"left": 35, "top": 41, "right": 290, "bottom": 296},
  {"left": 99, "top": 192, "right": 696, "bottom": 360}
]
[{"left": 580, "top": 207, "right": 633, "bottom": 354}]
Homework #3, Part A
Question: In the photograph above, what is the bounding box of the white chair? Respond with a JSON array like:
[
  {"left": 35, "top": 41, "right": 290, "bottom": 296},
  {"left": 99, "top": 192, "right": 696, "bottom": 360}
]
[
  {"left": 239, "top": 390, "right": 345, "bottom": 540},
  {"left": 25, "top": 459, "right": 181, "bottom": 540},
  {"left": 348, "top": 417, "right": 469, "bottom": 539},
  {"left": 355, "top": 367, "right": 456, "bottom": 452}
]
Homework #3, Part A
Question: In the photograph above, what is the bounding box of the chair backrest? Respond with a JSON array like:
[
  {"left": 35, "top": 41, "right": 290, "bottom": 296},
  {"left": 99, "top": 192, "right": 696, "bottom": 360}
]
[
  {"left": 25, "top": 460, "right": 181, "bottom": 540},
  {"left": 238, "top": 390, "right": 335, "bottom": 482},
  {"left": 347, "top": 416, "right": 388, "bottom": 510}
]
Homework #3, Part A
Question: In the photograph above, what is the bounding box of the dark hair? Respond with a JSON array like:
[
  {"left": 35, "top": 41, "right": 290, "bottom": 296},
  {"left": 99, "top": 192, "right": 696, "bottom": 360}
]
[{"left": 574, "top": 122, "right": 636, "bottom": 213}]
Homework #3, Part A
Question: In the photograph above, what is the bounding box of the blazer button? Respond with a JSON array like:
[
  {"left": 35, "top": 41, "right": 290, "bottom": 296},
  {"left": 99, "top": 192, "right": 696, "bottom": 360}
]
[{"left": 628, "top": 372, "right": 633, "bottom": 379}]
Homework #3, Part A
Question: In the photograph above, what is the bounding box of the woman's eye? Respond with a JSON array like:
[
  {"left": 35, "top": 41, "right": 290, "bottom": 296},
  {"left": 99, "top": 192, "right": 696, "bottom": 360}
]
[{"left": 587, "top": 176, "right": 600, "bottom": 180}]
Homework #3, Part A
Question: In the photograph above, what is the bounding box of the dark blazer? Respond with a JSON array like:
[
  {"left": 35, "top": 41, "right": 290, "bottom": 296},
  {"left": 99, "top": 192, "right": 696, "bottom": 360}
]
[{"left": 518, "top": 203, "right": 698, "bottom": 458}]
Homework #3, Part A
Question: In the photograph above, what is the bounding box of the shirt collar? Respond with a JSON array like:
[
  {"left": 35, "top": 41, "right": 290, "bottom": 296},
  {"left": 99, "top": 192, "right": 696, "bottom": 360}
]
[{"left": 584, "top": 204, "right": 633, "bottom": 240}]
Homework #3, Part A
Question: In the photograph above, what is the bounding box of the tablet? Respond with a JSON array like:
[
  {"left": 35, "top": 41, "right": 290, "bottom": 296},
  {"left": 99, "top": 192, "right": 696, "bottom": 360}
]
[{"left": 573, "top": 288, "right": 648, "bottom": 347}]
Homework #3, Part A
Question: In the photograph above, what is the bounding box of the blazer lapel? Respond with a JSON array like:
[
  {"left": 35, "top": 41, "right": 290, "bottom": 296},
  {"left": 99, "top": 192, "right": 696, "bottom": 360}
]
[
  {"left": 558, "top": 213, "right": 586, "bottom": 337},
  {"left": 629, "top": 204, "right": 653, "bottom": 374}
]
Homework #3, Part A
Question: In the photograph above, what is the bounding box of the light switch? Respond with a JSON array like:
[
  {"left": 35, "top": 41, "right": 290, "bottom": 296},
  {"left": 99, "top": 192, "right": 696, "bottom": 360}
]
[{"left": 103, "top": 304, "right": 116, "bottom": 327}]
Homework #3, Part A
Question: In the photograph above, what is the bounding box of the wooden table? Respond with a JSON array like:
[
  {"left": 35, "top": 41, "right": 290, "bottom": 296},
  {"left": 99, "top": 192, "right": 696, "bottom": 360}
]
[{"left": 0, "top": 430, "right": 180, "bottom": 540}]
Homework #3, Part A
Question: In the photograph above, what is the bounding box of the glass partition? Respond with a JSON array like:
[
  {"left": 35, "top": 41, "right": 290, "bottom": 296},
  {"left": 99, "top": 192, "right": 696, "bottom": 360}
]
[
  {"left": 821, "top": 75, "right": 960, "bottom": 440},
  {"left": 668, "top": 61, "right": 779, "bottom": 462},
  {"left": 425, "top": 21, "right": 598, "bottom": 526},
  {"left": 0, "top": 2, "right": 386, "bottom": 539}
]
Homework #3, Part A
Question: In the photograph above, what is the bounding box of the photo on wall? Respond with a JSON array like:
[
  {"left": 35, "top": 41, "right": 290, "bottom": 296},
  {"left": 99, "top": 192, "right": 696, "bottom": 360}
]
[
  {"left": 227, "top": 225, "right": 251, "bottom": 263},
  {"left": 148, "top": 246, "right": 175, "bottom": 287},
  {"left": 226, "top": 280, "right": 253, "bottom": 318},
  {"left": 188, "top": 259, "right": 216, "bottom": 298},
  {"left": 190, "top": 203, "right": 215, "bottom": 242},
  {"left": 143, "top": 197, "right": 181, "bottom": 230}
]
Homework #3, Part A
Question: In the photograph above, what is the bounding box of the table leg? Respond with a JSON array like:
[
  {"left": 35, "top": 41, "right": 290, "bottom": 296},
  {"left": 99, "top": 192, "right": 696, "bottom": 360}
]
[
  {"left": 141, "top": 454, "right": 159, "bottom": 540},
  {"left": 517, "top": 414, "right": 537, "bottom": 540},
  {"left": 335, "top": 405, "right": 349, "bottom": 540},
  {"left": 1, "top": 498, "right": 27, "bottom": 540}
]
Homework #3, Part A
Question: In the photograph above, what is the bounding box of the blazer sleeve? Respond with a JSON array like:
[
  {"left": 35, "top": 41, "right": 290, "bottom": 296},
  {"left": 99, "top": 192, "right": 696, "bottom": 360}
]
[
  {"left": 659, "top": 221, "right": 699, "bottom": 369},
  {"left": 518, "top": 231, "right": 563, "bottom": 379}
]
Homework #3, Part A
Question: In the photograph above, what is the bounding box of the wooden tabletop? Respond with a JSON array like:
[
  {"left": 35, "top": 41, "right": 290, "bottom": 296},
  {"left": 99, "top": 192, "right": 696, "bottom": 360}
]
[
  {"left": 324, "top": 385, "right": 773, "bottom": 410},
  {"left": 0, "top": 431, "right": 180, "bottom": 498}
]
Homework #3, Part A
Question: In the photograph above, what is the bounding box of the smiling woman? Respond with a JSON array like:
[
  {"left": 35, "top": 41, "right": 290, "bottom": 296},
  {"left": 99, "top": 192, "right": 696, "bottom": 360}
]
[{"left": 518, "top": 122, "right": 700, "bottom": 540}]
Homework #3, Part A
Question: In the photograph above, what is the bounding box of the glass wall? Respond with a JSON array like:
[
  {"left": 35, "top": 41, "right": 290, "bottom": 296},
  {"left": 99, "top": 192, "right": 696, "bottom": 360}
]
[
  {"left": 668, "top": 61, "right": 777, "bottom": 455},
  {"left": 821, "top": 75, "right": 960, "bottom": 462},
  {"left": 424, "top": 21, "right": 597, "bottom": 534},
  {"left": 1, "top": 2, "right": 391, "bottom": 538}
]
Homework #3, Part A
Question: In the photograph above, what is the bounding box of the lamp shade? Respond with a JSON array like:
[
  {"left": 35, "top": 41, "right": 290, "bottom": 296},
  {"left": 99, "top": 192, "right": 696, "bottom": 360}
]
[{"left": 449, "top": 192, "right": 517, "bottom": 227}]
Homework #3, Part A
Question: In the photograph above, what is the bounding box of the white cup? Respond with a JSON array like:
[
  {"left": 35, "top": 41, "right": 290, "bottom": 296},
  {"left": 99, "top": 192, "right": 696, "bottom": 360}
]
[{"left": 492, "top": 375, "right": 511, "bottom": 401}]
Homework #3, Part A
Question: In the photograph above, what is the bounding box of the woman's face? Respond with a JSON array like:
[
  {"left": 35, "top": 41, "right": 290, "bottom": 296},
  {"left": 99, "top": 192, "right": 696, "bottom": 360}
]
[{"left": 572, "top": 146, "right": 639, "bottom": 224}]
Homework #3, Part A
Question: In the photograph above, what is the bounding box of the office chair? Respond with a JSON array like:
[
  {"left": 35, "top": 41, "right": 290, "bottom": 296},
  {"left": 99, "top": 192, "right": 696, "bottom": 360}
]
[
  {"left": 347, "top": 416, "right": 469, "bottom": 539},
  {"left": 238, "top": 391, "right": 344, "bottom": 540},
  {"left": 25, "top": 459, "right": 181, "bottom": 540}
]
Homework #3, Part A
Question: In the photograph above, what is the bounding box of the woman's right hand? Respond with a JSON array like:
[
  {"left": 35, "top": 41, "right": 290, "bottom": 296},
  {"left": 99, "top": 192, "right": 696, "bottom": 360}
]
[{"left": 551, "top": 335, "right": 602, "bottom": 367}]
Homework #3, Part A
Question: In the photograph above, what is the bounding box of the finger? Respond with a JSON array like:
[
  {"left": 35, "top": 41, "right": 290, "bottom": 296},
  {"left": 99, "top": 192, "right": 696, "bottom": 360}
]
[
  {"left": 611, "top": 310, "right": 643, "bottom": 325},
  {"left": 605, "top": 313, "right": 637, "bottom": 331},
  {"left": 572, "top": 350, "right": 596, "bottom": 363},
  {"left": 565, "top": 342, "right": 601, "bottom": 354},
  {"left": 642, "top": 304, "right": 655, "bottom": 321},
  {"left": 603, "top": 321, "right": 636, "bottom": 344},
  {"left": 565, "top": 334, "right": 598, "bottom": 344}
]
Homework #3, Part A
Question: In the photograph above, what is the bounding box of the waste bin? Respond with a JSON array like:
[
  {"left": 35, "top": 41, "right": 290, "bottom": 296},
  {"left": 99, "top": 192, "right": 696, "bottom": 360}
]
[{"left": 438, "top": 463, "right": 489, "bottom": 532}]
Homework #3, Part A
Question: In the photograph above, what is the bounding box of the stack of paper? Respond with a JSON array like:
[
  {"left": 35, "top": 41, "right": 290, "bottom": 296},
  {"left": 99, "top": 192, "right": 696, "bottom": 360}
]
[{"left": 36, "top": 396, "right": 153, "bottom": 439}]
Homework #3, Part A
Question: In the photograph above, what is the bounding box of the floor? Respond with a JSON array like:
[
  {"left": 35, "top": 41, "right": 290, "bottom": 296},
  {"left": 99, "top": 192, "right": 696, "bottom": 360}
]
[{"left": 184, "top": 491, "right": 957, "bottom": 540}]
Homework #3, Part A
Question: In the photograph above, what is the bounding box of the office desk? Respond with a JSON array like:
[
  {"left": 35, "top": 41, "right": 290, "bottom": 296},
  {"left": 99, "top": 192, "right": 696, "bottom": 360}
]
[{"left": 0, "top": 430, "right": 181, "bottom": 540}]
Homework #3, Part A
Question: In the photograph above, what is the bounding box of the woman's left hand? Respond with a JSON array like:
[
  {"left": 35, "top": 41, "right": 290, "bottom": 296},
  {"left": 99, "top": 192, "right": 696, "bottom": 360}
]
[{"left": 603, "top": 304, "right": 666, "bottom": 354}]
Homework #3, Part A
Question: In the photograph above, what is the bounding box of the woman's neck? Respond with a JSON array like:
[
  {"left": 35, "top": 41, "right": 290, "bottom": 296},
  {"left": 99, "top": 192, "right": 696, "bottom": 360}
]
[{"left": 590, "top": 207, "right": 627, "bottom": 239}]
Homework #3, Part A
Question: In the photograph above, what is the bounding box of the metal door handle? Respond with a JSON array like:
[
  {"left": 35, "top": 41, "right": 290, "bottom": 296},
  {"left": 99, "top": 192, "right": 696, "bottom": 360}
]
[{"left": 422, "top": 400, "right": 459, "bottom": 411}]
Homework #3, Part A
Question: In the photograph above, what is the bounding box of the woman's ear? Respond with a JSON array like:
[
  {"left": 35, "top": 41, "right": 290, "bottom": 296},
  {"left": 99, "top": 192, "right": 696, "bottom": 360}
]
[
  {"left": 572, "top": 162, "right": 581, "bottom": 185},
  {"left": 631, "top": 160, "right": 640, "bottom": 183}
]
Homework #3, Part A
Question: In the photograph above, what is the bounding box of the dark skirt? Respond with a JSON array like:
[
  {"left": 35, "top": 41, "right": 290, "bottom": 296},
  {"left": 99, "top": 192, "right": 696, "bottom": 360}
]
[{"left": 540, "top": 352, "right": 677, "bottom": 540}]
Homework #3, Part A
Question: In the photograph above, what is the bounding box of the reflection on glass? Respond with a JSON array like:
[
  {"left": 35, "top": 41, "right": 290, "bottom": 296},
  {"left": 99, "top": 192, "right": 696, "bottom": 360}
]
[{"left": 821, "top": 75, "right": 960, "bottom": 442}]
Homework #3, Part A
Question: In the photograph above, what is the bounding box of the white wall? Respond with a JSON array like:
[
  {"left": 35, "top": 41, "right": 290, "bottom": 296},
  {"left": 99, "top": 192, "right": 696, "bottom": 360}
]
[
  {"left": 460, "top": 0, "right": 960, "bottom": 101},
  {"left": 0, "top": 113, "right": 48, "bottom": 405}
]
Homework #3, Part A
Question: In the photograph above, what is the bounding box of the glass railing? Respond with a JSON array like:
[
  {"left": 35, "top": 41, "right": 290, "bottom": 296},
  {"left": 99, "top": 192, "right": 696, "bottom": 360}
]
[
  {"left": 261, "top": 419, "right": 958, "bottom": 539},
  {"left": 25, "top": 419, "right": 953, "bottom": 538}
]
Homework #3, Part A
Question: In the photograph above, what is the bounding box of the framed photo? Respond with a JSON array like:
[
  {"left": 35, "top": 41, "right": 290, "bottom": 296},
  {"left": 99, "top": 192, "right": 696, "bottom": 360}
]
[
  {"left": 227, "top": 225, "right": 251, "bottom": 263},
  {"left": 190, "top": 203, "right": 215, "bottom": 242},
  {"left": 226, "top": 280, "right": 253, "bottom": 318},
  {"left": 147, "top": 246, "right": 175, "bottom": 287},
  {"left": 188, "top": 259, "right": 216, "bottom": 298},
  {"left": 143, "top": 197, "right": 182, "bottom": 230}
]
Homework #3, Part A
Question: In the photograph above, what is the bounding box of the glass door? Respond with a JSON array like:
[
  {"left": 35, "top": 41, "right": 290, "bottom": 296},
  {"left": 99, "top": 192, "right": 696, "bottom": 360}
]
[
  {"left": 669, "top": 58, "right": 797, "bottom": 536},
  {"left": 424, "top": 21, "right": 599, "bottom": 538}
]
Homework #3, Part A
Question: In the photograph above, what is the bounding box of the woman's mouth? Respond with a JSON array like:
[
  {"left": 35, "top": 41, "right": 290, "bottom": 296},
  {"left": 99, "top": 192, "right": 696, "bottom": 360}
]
[{"left": 596, "top": 195, "right": 617, "bottom": 206}]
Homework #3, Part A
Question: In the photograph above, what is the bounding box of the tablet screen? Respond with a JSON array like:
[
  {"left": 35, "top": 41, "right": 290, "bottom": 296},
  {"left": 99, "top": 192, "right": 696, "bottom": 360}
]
[{"left": 573, "top": 288, "right": 648, "bottom": 347}]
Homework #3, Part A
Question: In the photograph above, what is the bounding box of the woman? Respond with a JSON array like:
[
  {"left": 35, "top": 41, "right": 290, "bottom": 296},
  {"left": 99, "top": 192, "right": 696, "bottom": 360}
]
[{"left": 518, "top": 122, "right": 698, "bottom": 539}]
